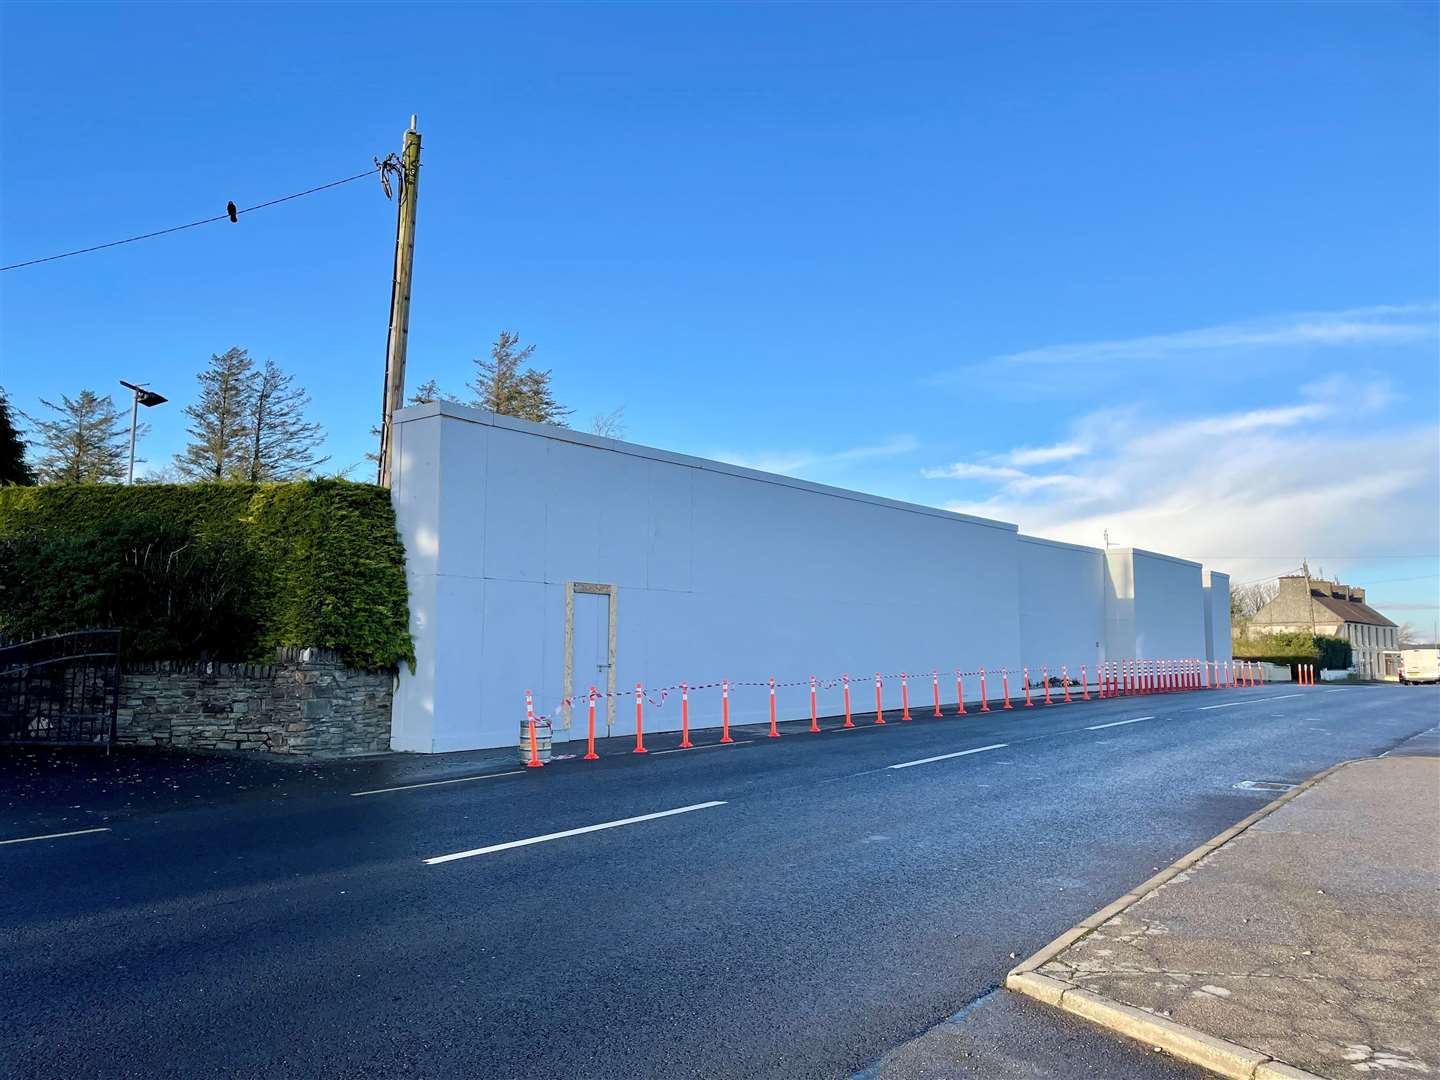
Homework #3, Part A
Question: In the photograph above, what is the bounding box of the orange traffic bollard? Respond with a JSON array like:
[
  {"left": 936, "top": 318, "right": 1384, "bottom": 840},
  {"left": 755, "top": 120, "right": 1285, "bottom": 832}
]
[
  {"left": 525, "top": 690, "right": 544, "bottom": 768},
  {"left": 720, "top": 679, "right": 734, "bottom": 743},
  {"left": 768, "top": 677, "right": 780, "bottom": 738},
  {"left": 955, "top": 670, "right": 967, "bottom": 715},
  {"left": 1002, "top": 668, "right": 1013, "bottom": 710},
  {"left": 900, "top": 672, "right": 912, "bottom": 721},
  {"left": 979, "top": 668, "right": 990, "bottom": 712},
  {"left": 1062, "top": 666, "right": 1072, "bottom": 703},
  {"left": 874, "top": 673, "right": 886, "bottom": 725},
  {"left": 843, "top": 673, "right": 854, "bottom": 727},
  {"left": 1023, "top": 667, "right": 1034, "bottom": 708},
  {"left": 633, "top": 683, "right": 647, "bottom": 753},
  {"left": 584, "top": 686, "right": 600, "bottom": 760},
  {"left": 679, "top": 682, "right": 693, "bottom": 748},
  {"left": 1042, "top": 666, "right": 1053, "bottom": 705},
  {"left": 932, "top": 671, "right": 942, "bottom": 717},
  {"left": 810, "top": 676, "right": 820, "bottom": 732}
]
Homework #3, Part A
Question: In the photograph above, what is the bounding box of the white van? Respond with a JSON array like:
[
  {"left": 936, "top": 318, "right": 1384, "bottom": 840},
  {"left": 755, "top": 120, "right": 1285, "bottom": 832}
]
[{"left": 1399, "top": 645, "right": 1440, "bottom": 685}]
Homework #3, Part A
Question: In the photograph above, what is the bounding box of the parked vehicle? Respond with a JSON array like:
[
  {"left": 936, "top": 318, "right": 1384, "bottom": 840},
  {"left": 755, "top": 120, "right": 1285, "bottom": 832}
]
[{"left": 1398, "top": 645, "right": 1440, "bottom": 685}]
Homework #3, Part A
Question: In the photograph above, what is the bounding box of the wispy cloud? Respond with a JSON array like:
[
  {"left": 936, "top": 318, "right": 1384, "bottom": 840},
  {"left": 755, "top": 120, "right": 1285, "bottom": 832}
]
[
  {"left": 922, "top": 462, "right": 1026, "bottom": 481},
  {"left": 921, "top": 460, "right": 1086, "bottom": 494},
  {"left": 922, "top": 376, "right": 1439, "bottom": 590},
  {"left": 934, "top": 304, "right": 1437, "bottom": 382},
  {"left": 1130, "top": 403, "right": 1332, "bottom": 452},
  {"left": 997, "top": 441, "right": 1090, "bottom": 466},
  {"left": 714, "top": 434, "right": 918, "bottom": 477}
]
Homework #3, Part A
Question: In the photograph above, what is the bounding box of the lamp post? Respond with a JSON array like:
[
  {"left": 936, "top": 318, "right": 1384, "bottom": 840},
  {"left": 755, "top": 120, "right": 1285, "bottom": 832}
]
[{"left": 119, "top": 380, "right": 167, "bottom": 484}]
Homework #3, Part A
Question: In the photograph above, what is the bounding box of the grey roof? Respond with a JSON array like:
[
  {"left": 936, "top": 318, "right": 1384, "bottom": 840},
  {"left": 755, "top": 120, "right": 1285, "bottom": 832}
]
[{"left": 1311, "top": 594, "right": 1397, "bottom": 628}]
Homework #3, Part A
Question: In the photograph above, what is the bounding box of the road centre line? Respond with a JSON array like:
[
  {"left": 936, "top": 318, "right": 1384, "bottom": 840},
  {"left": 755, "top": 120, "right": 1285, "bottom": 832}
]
[
  {"left": 0, "top": 827, "right": 111, "bottom": 847},
  {"left": 423, "top": 801, "right": 727, "bottom": 864},
  {"left": 651, "top": 740, "right": 755, "bottom": 755},
  {"left": 1087, "top": 716, "right": 1154, "bottom": 730},
  {"left": 888, "top": 744, "right": 1008, "bottom": 770},
  {"left": 351, "top": 771, "right": 525, "bottom": 797},
  {"left": 1198, "top": 693, "right": 1303, "bottom": 711}
]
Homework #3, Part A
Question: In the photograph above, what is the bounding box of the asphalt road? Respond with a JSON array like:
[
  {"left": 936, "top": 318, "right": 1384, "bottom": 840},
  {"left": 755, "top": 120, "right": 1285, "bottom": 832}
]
[{"left": 2, "top": 683, "right": 1434, "bottom": 1080}]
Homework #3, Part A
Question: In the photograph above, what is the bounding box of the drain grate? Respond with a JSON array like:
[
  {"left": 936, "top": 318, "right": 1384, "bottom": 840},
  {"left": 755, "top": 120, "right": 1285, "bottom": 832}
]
[{"left": 1233, "top": 779, "right": 1296, "bottom": 792}]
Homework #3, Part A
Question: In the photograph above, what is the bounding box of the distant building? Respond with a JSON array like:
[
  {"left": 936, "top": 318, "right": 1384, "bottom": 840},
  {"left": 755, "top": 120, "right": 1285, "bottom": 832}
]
[{"left": 1249, "top": 575, "right": 1399, "bottom": 677}]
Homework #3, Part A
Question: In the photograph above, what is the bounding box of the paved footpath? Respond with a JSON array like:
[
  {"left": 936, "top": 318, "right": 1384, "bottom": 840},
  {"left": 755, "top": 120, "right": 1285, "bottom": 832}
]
[{"left": 1013, "top": 727, "right": 1439, "bottom": 1079}]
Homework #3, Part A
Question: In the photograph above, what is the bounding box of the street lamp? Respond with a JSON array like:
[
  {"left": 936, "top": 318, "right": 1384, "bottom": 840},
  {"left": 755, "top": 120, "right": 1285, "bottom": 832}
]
[{"left": 119, "top": 380, "right": 167, "bottom": 485}]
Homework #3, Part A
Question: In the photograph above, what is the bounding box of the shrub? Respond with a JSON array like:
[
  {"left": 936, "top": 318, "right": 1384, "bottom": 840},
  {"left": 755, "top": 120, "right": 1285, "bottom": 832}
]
[
  {"left": 1313, "top": 634, "right": 1352, "bottom": 671},
  {"left": 0, "top": 481, "right": 412, "bottom": 671},
  {"left": 1231, "top": 630, "right": 1353, "bottom": 672}
]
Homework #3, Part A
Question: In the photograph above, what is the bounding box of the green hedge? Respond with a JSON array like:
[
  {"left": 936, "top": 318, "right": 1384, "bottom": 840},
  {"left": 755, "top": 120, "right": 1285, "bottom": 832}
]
[
  {"left": 0, "top": 481, "right": 413, "bottom": 671},
  {"left": 1232, "top": 630, "right": 1352, "bottom": 671}
]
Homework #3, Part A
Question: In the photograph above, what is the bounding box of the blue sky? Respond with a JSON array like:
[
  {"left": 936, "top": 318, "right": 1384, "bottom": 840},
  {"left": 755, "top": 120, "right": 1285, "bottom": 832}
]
[{"left": 2, "top": 1, "right": 1437, "bottom": 623}]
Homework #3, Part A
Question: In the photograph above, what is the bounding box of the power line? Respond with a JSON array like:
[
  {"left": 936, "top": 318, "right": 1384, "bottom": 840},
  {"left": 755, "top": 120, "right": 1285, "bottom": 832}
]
[
  {"left": 1182, "top": 554, "right": 1436, "bottom": 560},
  {"left": 1, "top": 166, "right": 380, "bottom": 273},
  {"left": 1231, "top": 571, "right": 1439, "bottom": 588}
]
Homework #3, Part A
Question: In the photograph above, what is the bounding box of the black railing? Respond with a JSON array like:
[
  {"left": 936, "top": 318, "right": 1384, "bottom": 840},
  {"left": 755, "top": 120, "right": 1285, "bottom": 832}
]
[{"left": 0, "top": 631, "right": 122, "bottom": 750}]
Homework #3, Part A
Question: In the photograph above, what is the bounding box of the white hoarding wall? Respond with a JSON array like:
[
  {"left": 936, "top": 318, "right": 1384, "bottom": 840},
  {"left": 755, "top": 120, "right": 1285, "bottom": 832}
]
[
  {"left": 391, "top": 404, "right": 1230, "bottom": 752},
  {"left": 1203, "top": 570, "right": 1233, "bottom": 663},
  {"left": 1017, "top": 536, "right": 1106, "bottom": 678},
  {"left": 1131, "top": 550, "right": 1207, "bottom": 660}
]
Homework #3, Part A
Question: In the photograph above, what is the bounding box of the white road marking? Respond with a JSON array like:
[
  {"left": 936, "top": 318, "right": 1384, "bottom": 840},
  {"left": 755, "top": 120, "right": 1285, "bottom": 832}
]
[
  {"left": 351, "top": 771, "right": 525, "bottom": 797},
  {"left": 1087, "top": 716, "right": 1154, "bottom": 730},
  {"left": 0, "top": 827, "right": 111, "bottom": 847},
  {"left": 424, "top": 801, "right": 727, "bottom": 864},
  {"left": 1198, "top": 694, "right": 1302, "bottom": 711},
  {"left": 1324, "top": 689, "right": 1347, "bottom": 694},
  {"left": 651, "top": 740, "right": 754, "bottom": 755},
  {"left": 888, "top": 744, "right": 1007, "bottom": 770}
]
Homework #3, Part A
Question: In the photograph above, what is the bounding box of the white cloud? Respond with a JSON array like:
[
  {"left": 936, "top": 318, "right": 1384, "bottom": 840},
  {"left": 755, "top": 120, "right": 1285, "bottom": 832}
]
[
  {"left": 935, "top": 303, "right": 1437, "bottom": 379},
  {"left": 927, "top": 396, "right": 1439, "bottom": 588},
  {"left": 715, "top": 434, "right": 917, "bottom": 477},
  {"left": 997, "top": 441, "right": 1090, "bottom": 466},
  {"left": 921, "top": 462, "right": 1026, "bottom": 481},
  {"left": 1130, "top": 403, "right": 1332, "bottom": 453}
]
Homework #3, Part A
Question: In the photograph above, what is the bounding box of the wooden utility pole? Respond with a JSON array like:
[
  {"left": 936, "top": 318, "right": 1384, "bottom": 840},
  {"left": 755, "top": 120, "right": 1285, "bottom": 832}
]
[{"left": 378, "top": 115, "right": 422, "bottom": 487}]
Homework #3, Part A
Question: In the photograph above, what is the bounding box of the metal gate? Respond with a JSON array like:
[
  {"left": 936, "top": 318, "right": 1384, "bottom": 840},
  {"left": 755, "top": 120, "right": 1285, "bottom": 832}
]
[{"left": 0, "top": 631, "right": 122, "bottom": 750}]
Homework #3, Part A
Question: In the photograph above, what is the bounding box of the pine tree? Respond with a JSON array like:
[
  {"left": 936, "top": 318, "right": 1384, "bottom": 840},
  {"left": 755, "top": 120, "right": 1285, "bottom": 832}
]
[
  {"left": 0, "top": 387, "right": 36, "bottom": 485},
  {"left": 29, "top": 390, "right": 129, "bottom": 483},
  {"left": 243, "top": 359, "right": 328, "bottom": 481},
  {"left": 470, "top": 331, "right": 571, "bottom": 425},
  {"left": 174, "top": 347, "right": 255, "bottom": 480},
  {"left": 407, "top": 378, "right": 458, "bottom": 406}
]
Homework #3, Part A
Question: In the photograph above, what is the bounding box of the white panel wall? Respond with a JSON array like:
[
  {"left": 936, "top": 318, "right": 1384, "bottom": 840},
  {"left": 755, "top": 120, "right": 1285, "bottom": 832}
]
[
  {"left": 390, "top": 404, "right": 1232, "bottom": 752},
  {"left": 1203, "top": 570, "right": 1233, "bottom": 663},
  {"left": 1131, "top": 549, "right": 1208, "bottom": 659},
  {"left": 392, "top": 404, "right": 1025, "bottom": 752},
  {"left": 1017, "top": 536, "right": 1106, "bottom": 677}
]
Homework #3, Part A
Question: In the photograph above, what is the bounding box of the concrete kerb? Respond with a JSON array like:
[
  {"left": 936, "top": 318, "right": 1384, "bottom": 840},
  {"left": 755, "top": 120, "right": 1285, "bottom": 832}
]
[{"left": 1004, "top": 759, "right": 1360, "bottom": 1080}]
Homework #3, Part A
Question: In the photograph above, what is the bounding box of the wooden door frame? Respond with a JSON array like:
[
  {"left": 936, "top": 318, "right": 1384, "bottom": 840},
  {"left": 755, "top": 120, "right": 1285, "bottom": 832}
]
[{"left": 563, "top": 582, "right": 617, "bottom": 734}]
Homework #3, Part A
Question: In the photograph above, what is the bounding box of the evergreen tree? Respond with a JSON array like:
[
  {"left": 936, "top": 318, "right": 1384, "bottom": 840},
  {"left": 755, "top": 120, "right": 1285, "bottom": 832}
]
[
  {"left": 365, "top": 380, "right": 458, "bottom": 470},
  {"left": 174, "top": 347, "right": 255, "bottom": 480},
  {"left": 0, "top": 388, "right": 35, "bottom": 485},
  {"left": 408, "top": 378, "right": 458, "bottom": 406},
  {"left": 470, "top": 331, "right": 571, "bottom": 425},
  {"left": 243, "top": 359, "right": 328, "bottom": 481},
  {"left": 29, "top": 390, "right": 129, "bottom": 483}
]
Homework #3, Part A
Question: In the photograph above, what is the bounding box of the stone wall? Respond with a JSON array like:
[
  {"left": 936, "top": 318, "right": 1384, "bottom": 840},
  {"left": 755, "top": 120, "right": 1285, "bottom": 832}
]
[{"left": 117, "top": 647, "right": 393, "bottom": 756}]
